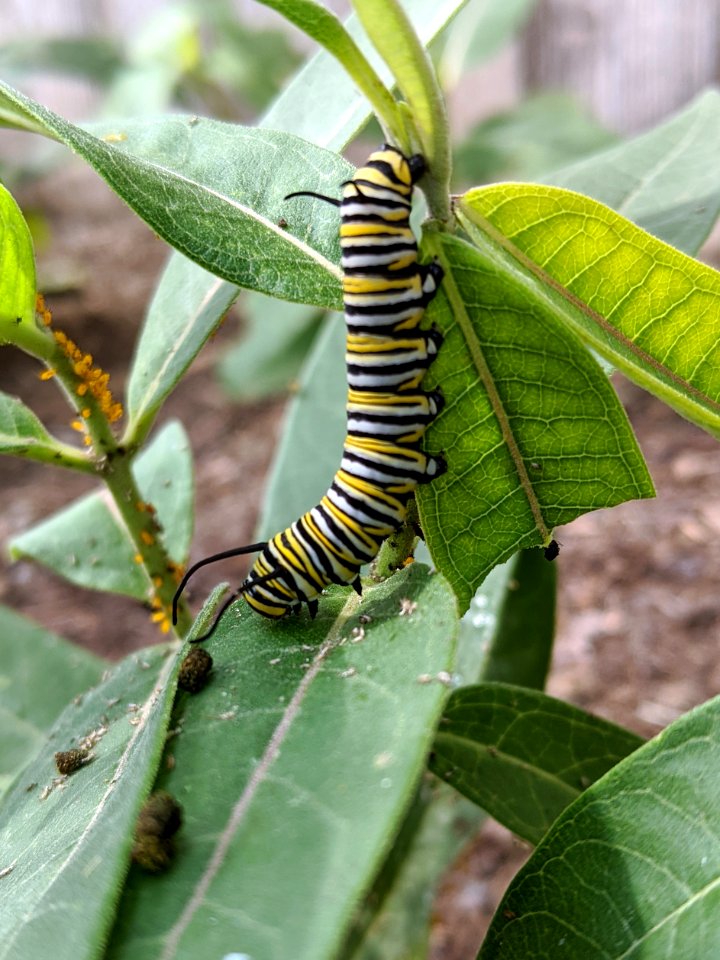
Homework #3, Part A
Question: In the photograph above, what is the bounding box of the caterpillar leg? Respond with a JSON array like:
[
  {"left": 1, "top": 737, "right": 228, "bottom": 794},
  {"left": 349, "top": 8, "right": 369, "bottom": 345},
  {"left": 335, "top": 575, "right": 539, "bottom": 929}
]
[
  {"left": 425, "top": 326, "right": 444, "bottom": 359},
  {"left": 406, "top": 152, "right": 426, "bottom": 183},
  {"left": 427, "top": 388, "right": 445, "bottom": 418},
  {"left": 419, "top": 453, "right": 447, "bottom": 482},
  {"left": 420, "top": 262, "right": 444, "bottom": 304}
]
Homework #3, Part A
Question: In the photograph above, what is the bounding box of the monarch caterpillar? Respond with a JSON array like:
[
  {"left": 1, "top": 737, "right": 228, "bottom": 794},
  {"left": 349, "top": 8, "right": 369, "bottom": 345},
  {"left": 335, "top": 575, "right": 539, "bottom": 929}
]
[{"left": 174, "top": 145, "right": 444, "bottom": 639}]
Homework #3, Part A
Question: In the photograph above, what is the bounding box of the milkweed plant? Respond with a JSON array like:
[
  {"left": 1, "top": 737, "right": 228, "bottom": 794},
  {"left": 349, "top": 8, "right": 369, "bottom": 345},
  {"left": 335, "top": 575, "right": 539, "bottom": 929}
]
[{"left": 1, "top": 1, "right": 720, "bottom": 958}]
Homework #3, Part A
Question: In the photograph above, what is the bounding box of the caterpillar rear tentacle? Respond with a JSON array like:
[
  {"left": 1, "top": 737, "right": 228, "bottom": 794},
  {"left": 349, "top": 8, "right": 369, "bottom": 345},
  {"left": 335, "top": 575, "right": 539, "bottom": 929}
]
[{"left": 174, "top": 145, "right": 445, "bottom": 636}]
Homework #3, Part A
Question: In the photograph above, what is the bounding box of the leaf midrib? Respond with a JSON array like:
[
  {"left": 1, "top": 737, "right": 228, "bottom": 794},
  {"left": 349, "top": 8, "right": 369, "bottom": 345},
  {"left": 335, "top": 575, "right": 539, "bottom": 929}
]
[{"left": 428, "top": 233, "right": 552, "bottom": 543}]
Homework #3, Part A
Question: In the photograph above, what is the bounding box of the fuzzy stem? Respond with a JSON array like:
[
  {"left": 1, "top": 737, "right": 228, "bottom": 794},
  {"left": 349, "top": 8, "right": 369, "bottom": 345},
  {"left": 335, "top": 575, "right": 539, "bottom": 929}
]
[
  {"left": 256, "top": 0, "right": 408, "bottom": 149},
  {"left": 353, "top": 0, "right": 452, "bottom": 222},
  {"left": 25, "top": 317, "right": 192, "bottom": 638},
  {"left": 100, "top": 450, "right": 192, "bottom": 637}
]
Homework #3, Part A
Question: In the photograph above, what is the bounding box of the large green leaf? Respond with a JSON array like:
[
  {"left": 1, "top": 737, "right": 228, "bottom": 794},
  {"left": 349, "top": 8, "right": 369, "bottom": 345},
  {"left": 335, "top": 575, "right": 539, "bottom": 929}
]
[
  {"left": 460, "top": 183, "right": 720, "bottom": 438},
  {"left": 417, "top": 232, "right": 654, "bottom": 612},
  {"left": 346, "top": 780, "right": 483, "bottom": 960},
  {"left": 430, "top": 684, "right": 643, "bottom": 845},
  {"left": 107, "top": 564, "right": 457, "bottom": 960},
  {"left": 9, "top": 420, "right": 193, "bottom": 598},
  {"left": 0, "top": 182, "right": 49, "bottom": 357},
  {"left": 546, "top": 89, "right": 720, "bottom": 255},
  {"left": 0, "top": 642, "right": 176, "bottom": 960},
  {"left": 0, "top": 183, "right": 35, "bottom": 329},
  {"left": 479, "top": 694, "right": 720, "bottom": 958},
  {"left": 82, "top": 119, "right": 348, "bottom": 442},
  {"left": 0, "top": 606, "right": 105, "bottom": 799},
  {"left": 474, "top": 546, "right": 555, "bottom": 689},
  {"left": 124, "top": 257, "right": 241, "bottom": 442}
]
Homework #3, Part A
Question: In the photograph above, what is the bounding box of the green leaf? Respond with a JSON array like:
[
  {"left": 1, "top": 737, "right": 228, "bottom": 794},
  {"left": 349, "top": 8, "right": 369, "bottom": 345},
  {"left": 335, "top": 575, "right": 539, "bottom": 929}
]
[
  {"left": 9, "top": 421, "right": 193, "bottom": 599},
  {"left": 346, "top": 780, "right": 483, "bottom": 960},
  {"left": 417, "top": 232, "right": 654, "bottom": 613},
  {"left": 546, "top": 89, "right": 720, "bottom": 255},
  {"left": 431, "top": 683, "right": 643, "bottom": 845},
  {"left": 86, "top": 118, "right": 349, "bottom": 440},
  {"left": 80, "top": 117, "right": 347, "bottom": 309},
  {"left": 217, "top": 292, "right": 324, "bottom": 401},
  {"left": 437, "top": 0, "right": 538, "bottom": 87},
  {"left": 460, "top": 183, "right": 720, "bottom": 438},
  {"left": 453, "top": 93, "right": 617, "bottom": 186},
  {"left": 0, "top": 183, "right": 48, "bottom": 356},
  {"left": 479, "top": 693, "right": 720, "bottom": 958},
  {"left": 0, "top": 183, "right": 35, "bottom": 326},
  {"left": 0, "top": 642, "right": 176, "bottom": 960},
  {"left": 0, "top": 605, "right": 105, "bottom": 799},
  {"left": 107, "top": 564, "right": 457, "bottom": 960},
  {"left": 476, "top": 547, "right": 555, "bottom": 689},
  {"left": 347, "top": 540, "right": 556, "bottom": 957},
  {"left": 0, "top": 82, "right": 347, "bottom": 308},
  {"left": 255, "top": 315, "right": 346, "bottom": 538},
  {"left": 0, "top": 390, "right": 92, "bottom": 471},
  {"left": 0, "top": 391, "right": 57, "bottom": 457},
  {"left": 125, "top": 258, "right": 240, "bottom": 442}
]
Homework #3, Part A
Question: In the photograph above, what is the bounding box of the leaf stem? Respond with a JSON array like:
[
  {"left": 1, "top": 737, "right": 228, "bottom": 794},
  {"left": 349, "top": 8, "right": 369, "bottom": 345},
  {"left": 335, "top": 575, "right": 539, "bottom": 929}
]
[
  {"left": 6, "top": 437, "right": 99, "bottom": 474},
  {"left": 353, "top": 0, "right": 452, "bottom": 222},
  {"left": 99, "top": 450, "right": 192, "bottom": 638},
  {"left": 256, "top": 0, "right": 407, "bottom": 148},
  {"left": 24, "top": 313, "right": 192, "bottom": 638}
]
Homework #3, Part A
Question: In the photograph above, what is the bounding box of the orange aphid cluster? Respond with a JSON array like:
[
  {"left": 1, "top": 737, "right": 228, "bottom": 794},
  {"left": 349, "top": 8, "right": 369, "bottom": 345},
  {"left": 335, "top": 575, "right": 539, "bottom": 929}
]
[
  {"left": 36, "top": 293, "right": 52, "bottom": 327},
  {"left": 150, "top": 593, "right": 171, "bottom": 634},
  {"left": 147, "top": 562, "right": 185, "bottom": 634},
  {"left": 53, "top": 329, "right": 123, "bottom": 424},
  {"left": 134, "top": 501, "right": 184, "bottom": 634},
  {"left": 35, "top": 295, "right": 123, "bottom": 432}
]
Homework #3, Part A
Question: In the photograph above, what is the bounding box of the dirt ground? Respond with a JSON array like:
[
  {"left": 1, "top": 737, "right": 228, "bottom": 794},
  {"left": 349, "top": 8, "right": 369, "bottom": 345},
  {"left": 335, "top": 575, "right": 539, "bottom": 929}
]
[{"left": 2, "top": 163, "right": 719, "bottom": 955}]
